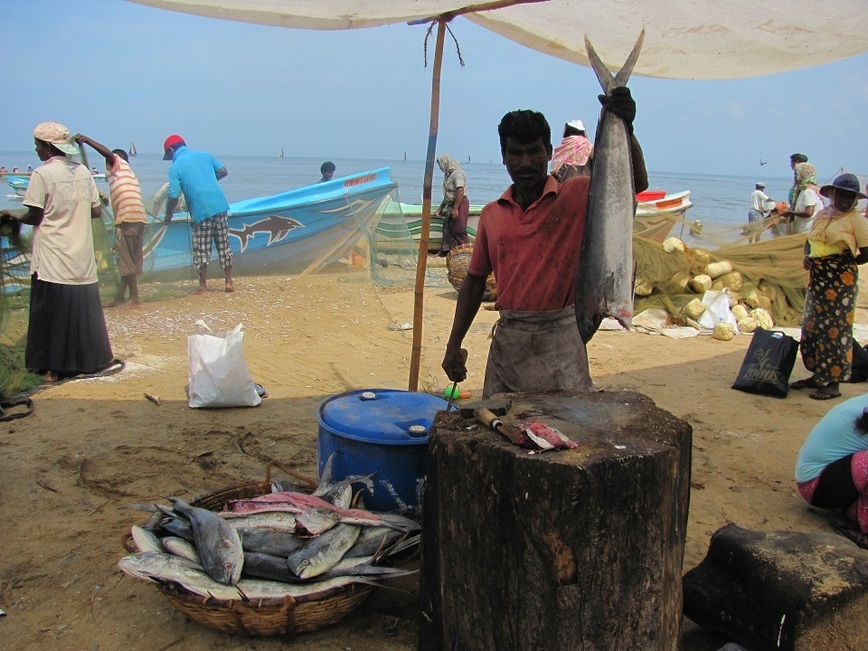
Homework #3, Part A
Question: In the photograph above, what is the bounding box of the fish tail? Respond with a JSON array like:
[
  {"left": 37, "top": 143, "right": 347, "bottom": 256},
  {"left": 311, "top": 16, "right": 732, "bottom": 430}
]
[{"left": 584, "top": 29, "right": 646, "bottom": 91}]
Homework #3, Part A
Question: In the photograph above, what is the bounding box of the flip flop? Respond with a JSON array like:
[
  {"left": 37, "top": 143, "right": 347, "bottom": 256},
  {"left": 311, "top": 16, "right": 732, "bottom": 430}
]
[
  {"left": 809, "top": 388, "right": 842, "bottom": 401},
  {"left": 830, "top": 515, "right": 860, "bottom": 532},
  {"left": 831, "top": 522, "right": 868, "bottom": 549},
  {"left": 790, "top": 378, "right": 821, "bottom": 390}
]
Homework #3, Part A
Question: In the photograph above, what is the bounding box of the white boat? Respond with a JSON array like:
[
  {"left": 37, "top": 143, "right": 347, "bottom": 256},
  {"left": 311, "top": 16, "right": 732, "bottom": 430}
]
[{"left": 634, "top": 190, "right": 693, "bottom": 242}]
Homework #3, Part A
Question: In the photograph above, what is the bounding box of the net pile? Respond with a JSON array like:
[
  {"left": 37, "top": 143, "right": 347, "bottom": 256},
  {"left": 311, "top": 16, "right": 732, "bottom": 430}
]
[{"left": 633, "top": 234, "right": 808, "bottom": 328}]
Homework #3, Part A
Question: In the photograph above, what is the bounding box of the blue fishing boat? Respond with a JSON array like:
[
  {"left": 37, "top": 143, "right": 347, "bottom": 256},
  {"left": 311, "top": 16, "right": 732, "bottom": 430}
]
[
  {"left": 141, "top": 167, "right": 397, "bottom": 280},
  {"left": 6, "top": 176, "right": 29, "bottom": 197},
  {"left": 6, "top": 172, "right": 107, "bottom": 199}
]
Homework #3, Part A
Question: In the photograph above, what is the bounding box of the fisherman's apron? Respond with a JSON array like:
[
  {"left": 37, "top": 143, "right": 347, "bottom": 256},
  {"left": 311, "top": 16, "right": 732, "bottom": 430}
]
[{"left": 483, "top": 306, "right": 594, "bottom": 399}]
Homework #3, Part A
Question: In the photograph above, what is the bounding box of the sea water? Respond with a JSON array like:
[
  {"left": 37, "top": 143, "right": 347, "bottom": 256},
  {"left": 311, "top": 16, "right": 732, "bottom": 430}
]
[{"left": 0, "top": 150, "right": 836, "bottom": 247}]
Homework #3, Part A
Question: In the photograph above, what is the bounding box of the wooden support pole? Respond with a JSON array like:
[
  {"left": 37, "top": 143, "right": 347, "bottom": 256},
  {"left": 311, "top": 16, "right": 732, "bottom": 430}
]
[{"left": 408, "top": 19, "right": 446, "bottom": 392}]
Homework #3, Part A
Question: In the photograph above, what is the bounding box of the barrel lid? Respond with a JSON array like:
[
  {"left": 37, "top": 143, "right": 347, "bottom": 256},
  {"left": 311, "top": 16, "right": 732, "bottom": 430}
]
[{"left": 317, "top": 389, "right": 448, "bottom": 445}]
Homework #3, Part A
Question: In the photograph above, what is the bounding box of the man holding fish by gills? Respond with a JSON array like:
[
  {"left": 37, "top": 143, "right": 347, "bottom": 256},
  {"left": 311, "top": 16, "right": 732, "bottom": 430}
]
[{"left": 442, "top": 34, "right": 648, "bottom": 398}]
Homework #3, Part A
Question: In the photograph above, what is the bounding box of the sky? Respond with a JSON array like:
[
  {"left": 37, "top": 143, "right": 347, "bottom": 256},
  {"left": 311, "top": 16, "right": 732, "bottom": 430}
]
[{"left": 2, "top": 0, "right": 867, "bottom": 180}]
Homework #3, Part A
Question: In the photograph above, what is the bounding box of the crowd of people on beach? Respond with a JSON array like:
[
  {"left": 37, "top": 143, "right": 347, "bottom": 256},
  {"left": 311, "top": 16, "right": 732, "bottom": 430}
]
[
  {"left": 745, "top": 153, "right": 827, "bottom": 241},
  {"left": 0, "top": 81, "right": 866, "bottom": 556}
]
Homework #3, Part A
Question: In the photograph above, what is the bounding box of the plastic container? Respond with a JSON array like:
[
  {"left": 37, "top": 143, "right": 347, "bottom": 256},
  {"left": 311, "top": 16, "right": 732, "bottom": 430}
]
[{"left": 316, "top": 389, "right": 448, "bottom": 517}]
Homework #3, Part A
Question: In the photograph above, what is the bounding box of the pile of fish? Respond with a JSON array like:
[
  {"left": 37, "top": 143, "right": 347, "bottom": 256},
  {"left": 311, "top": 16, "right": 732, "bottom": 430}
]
[{"left": 118, "top": 461, "right": 420, "bottom": 602}]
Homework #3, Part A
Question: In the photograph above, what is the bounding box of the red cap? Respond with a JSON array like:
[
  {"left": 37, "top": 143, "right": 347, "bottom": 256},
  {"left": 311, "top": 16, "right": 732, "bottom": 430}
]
[{"left": 163, "top": 134, "right": 185, "bottom": 160}]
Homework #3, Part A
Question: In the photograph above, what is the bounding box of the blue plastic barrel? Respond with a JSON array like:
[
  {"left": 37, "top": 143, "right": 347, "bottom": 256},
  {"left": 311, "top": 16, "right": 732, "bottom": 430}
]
[{"left": 316, "top": 389, "right": 448, "bottom": 517}]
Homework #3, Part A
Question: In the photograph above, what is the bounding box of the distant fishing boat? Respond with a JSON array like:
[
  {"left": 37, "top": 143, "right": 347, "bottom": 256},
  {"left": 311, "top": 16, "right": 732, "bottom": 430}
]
[
  {"left": 377, "top": 201, "right": 482, "bottom": 253},
  {"left": 128, "top": 142, "right": 137, "bottom": 157},
  {"left": 140, "top": 168, "right": 397, "bottom": 280},
  {"left": 377, "top": 189, "right": 693, "bottom": 251},
  {"left": 633, "top": 190, "right": 693, "bottom": 242},
  {"left": 6, "top": 176, "right": 28, "bottom": 197},
  {"left": 7, "top": 171, "right": 108, "bottom": 198}
]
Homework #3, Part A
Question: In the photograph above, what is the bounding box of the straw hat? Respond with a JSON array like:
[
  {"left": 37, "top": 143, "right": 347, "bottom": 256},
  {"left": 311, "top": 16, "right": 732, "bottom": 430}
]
[{"left": 819, "top": 173, "right": 868, "bottom": 199}]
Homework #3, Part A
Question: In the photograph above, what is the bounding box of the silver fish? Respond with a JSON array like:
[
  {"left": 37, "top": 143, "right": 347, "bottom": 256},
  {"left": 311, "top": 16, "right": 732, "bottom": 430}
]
[
  {"left": 235, "top": 575, "right": 378, "bottom": 601},
  {"left": 575, "top": 31, "right": 645, "bottom": 343},
  {"left": 242, "top": 551, "right": 294, "bottom": 582},
  {"left": 345, "top": 526, "right": 404, "bottom": 558},
  {"left": 119, "top": 551, "right": 378, "bottom": 601},
  {"left": 295, "top": 507, "right": 341, "bottom": 536},
  {"left": 287, "top": 523, "right": 360, "bottom": 579},
  {"left": 130, "top": 525, "right": 163, "bottom": 553},
  {"left": 160, "top": 517, "right": 194, "bottom": 541},
  {"left": 171, "top": 498, "right": 244, "bottom": 586},
  {"left": 219, "top": 511, "right": 298, "bottom": 534},
  {"left": 328, "top": 483, "right": 353, "bottom": 509},
  {"left": 161, "top": 536, "right": 201, "bottom": 565},
  {"left": 118, "top": 551, "right": 235, "bottom": 598},
  {"left": 236, "top": 527, "right": 303, "bottom": 557}
]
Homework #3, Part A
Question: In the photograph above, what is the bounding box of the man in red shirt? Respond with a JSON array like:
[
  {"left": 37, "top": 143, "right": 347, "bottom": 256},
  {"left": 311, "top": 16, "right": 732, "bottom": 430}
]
[{"left": 442, "top": 96, "right": 647, "bottom": 397}]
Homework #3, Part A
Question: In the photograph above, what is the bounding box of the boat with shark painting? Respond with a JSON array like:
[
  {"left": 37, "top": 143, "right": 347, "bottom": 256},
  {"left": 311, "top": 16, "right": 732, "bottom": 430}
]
[{"left": 139, "top": 167, "right": 397, "bottom": 281}]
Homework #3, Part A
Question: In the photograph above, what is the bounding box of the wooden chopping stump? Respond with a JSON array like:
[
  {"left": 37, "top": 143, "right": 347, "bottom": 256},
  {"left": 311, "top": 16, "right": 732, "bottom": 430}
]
[{"left": 419, "top": 390, "right": 692, "bottom": 651}]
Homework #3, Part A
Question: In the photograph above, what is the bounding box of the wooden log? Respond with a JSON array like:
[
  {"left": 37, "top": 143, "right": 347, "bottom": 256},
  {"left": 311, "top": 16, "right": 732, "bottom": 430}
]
[
  {"left": 683, "top": 524, "right": 868, "bottom": 651},
  {"left": 419, "top": 390, "right": 692, "bottom": 650}
]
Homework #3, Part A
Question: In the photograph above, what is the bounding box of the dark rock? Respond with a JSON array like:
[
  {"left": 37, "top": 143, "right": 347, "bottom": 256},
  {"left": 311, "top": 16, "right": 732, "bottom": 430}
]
[{"left": 683, "top": 523, "right": 868, "bottom": 651}]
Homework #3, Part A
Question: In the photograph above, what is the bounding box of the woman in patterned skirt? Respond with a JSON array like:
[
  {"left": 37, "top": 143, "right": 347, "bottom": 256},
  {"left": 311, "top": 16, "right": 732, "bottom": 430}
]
[{"left": 791, "top": 173, "right": 868, "bottom": 400}]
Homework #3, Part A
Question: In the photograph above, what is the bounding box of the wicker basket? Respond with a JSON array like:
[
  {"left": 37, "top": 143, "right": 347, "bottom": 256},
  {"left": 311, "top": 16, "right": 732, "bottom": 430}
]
[
  {"left": 446, "top": 243, "right": 497, "bottom": 302},
  {"left": 124, "top": 468, "right": 374, "bottom": 636}
]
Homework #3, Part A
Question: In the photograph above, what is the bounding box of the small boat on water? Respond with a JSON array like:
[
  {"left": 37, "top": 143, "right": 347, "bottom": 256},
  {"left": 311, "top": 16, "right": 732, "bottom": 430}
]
[
  {"left": 6, "top": 172, "right": 108, "bottom": 198},
  {"left": 634, "top": 189, "right": 693, "bottom": 242},
  {"left": 140, "top": 167, "right": 397, "bottom": 281},
  {"left": 378, "top": 188, "right": 692, "bottom": 251},
  {"left": 6, "top": 176, "right": 29, "bottom": 197},
  {"left": 128, "top": 142, "right": 138, "bottom": 157}
]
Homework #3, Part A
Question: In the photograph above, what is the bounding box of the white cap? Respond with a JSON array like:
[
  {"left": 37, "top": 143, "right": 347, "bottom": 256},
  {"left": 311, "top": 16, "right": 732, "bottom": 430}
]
[{"left": 566, "top": 119, "right": 586, "bottom": 132}]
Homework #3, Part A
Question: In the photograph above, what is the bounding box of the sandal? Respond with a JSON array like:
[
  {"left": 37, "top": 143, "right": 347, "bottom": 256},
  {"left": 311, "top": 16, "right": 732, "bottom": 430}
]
[
  {"left": 809, "top": 388, "right": 842, "bottom": 401},
  {"left": 831, "top": 522, "right": 868, "bottom": 550},
  {"left": 830, "top": 515, "right": 860, "bottom": 532},
  {"left": 790, "top": 378, "right": 821, "bottom": 390}
]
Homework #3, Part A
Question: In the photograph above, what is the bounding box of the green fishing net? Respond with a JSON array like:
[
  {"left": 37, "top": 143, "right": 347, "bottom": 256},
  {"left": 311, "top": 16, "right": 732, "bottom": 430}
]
[{"left": 633, "top": 234, "right": 808, "bottom": 326}]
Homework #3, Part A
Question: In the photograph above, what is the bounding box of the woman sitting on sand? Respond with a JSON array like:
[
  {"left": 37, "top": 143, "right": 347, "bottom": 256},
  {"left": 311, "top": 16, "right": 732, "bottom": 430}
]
[
  {"left": 796, "top": 394, "right": 868, "bottom": 549},
  {"left": 790, "top": 173, "right": 868, "bottom": 400}
]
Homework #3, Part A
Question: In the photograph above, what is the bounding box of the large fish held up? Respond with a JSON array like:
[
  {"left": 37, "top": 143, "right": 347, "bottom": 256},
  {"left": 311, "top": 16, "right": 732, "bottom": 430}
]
[{"left": 575, "top": 31, "right": 644, "bottom": 344}]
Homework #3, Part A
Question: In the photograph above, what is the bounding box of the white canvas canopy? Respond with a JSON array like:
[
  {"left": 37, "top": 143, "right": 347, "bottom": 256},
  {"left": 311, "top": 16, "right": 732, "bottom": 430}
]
[
  {"left": 127, "top": 0, "right": 867, "bottom": 79},
  {"left": 127, "top": 0, "right": 868, "bottom": 390}
]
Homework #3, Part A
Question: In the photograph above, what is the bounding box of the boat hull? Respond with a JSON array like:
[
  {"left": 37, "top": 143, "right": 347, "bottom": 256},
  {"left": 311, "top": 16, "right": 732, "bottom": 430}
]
[
  {"left": 633, "top": 190, "right": 692, "bottom": 242},
  {"left": 140, "top": 167, "right": 397, "bottom": 281},
  {"left": 378, "top": 190, "right": 692, "bottom": 251}
]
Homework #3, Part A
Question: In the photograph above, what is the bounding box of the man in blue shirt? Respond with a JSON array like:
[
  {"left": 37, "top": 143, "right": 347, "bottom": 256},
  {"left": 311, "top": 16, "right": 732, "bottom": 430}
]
[{"left": 163, "top": 135, "right": 234, "bottom": 293}]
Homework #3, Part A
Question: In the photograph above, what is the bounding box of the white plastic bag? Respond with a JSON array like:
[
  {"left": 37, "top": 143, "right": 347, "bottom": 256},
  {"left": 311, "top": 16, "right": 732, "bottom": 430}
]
[
  {"left": 697, "top": 289, "right": 739, "bottom": 332},
  {"left": 187, "top": 320, "right": 261, "bottom": 408}
]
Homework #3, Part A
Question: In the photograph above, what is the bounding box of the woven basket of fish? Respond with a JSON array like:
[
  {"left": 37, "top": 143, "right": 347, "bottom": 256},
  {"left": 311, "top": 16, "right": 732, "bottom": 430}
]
[
  {"left": 118, "top": 462, "right": 421, "bottom": 637},
  {"left": 446, "top": 243, "right": 497, "bottom": 302}
]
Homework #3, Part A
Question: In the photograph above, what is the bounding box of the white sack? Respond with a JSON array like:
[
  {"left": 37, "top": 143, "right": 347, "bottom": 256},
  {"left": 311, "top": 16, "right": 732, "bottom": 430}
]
[
  {"left": 697, "top": 289, "right": 739, "bottom": 332},
  {"left": 188, "top": 321, "right": 262, "bottom": 408}
]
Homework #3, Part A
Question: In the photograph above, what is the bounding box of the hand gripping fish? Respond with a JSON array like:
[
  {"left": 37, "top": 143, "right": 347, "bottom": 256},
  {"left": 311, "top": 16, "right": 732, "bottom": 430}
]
[{"left": 575, "top": 31, "right": 644, "bottom": 344}]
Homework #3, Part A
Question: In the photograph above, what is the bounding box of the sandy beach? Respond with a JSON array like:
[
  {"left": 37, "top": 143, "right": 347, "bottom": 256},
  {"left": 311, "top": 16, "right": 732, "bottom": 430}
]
[{"left": 1, "top": 260, "right": 866, "bottom": 650}]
